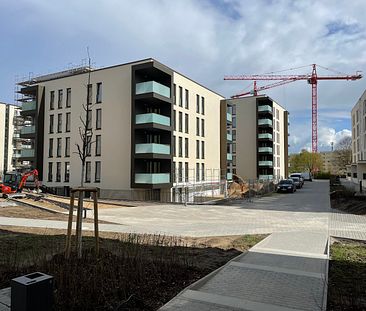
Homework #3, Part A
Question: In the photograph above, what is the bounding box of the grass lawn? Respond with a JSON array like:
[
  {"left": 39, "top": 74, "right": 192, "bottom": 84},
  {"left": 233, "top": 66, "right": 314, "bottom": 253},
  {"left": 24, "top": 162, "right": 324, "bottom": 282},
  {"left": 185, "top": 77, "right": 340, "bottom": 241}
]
[
  {"left": 327, "top": 238, "right": 366, "bottom": 311},
  {"left": 0, "top": 228, "right": 265, "bottom": 310}
]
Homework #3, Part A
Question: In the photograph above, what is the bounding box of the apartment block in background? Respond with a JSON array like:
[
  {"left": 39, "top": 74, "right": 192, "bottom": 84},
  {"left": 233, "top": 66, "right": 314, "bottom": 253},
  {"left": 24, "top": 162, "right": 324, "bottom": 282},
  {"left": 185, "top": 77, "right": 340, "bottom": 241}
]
[
  {"left": 17, "top": 58, "right": 225, "bottom": 201},
  {"left": 223, "top": 95, "right": 289, "bottom": 180},
  {"left": 350, "top": 89, "right": 366, "bottom": 187},
  {"left": 0, "top": 102, "right": 21, "bottom": 176}
]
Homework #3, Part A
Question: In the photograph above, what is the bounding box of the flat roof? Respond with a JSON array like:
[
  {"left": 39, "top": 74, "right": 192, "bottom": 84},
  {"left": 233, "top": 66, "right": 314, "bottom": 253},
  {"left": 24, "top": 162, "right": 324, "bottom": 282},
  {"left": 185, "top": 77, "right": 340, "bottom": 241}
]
[{"left": 225, "top": 94, "right": 288, "bottom": 111}]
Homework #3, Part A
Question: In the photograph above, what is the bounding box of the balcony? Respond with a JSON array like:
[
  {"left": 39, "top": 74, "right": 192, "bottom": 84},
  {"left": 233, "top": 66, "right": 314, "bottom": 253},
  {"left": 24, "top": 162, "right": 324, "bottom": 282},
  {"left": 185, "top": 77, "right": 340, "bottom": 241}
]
[
  {"left": 13, "top": 153, "right": 21, "bottom": 158},
  {"left": 258, "top": 161, "right": 273, "bottom": 166},
  {"left": 227, "top": 172, "right": 233, "bottom": 180},
  {"left": 258, "top": 105, "right": 272, "bottom": 113},
  {"left": 136, "top": 81, "right": 170, "bottom": 98},
  {"left": 21, "top": 125, "right": 36, "bottom": 135},
  {"left": 227, "top": 153, "right": 233, "bottom": 161},
  {"left": 227, "top": 133, "right": 232, "bottom": 141},
  {"left": 258, "top": 133, "right": 273, "bottom": 140},
  {"left": 135, "top": 143, "right": 170, "bottom": 155},
  {"left": 135, "top": 173, "right": 170, "bottom": 184},
  {"left": 258, "top": 119, "right": 273, "bottom": 126},
  {"left": 259, "top": 175, "right": 274, "bottom": 179},
  {"left": 227, "top": 112, "right": 232, "bottom": 123},
  {"left": 135, "top": 113, "right": 170, "bottom": 127},
  {"left": 258, "top": 147, "right": 273, "bottom": 153},
  {"left": 21, "top": 149, "right": 35, "bottom": 158},
  {"left": 22, "top": 101, "right": 36, "bottom": 112}
]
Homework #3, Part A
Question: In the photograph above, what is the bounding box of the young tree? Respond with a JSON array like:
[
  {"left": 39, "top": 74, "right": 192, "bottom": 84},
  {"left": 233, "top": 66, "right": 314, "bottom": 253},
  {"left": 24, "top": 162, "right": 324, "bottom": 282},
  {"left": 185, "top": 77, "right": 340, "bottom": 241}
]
[{"left": 289, "top": 149, "right": 323, "bottom": 173}]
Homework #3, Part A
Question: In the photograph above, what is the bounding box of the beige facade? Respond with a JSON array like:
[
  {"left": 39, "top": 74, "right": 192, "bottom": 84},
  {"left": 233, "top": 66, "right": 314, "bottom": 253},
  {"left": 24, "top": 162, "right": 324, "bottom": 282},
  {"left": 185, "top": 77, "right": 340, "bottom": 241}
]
[
  {"left": 18, "top": 59, "right": 224, "bottom": 200},
  {"left": 319, "top": 151, "right": 347, "bottom": 175},
  {"left": 351, "top": 89, "right": 366, "bottom": 187},
  {"left": 225, "top": 95, "right": 288, "bottom": 180}
]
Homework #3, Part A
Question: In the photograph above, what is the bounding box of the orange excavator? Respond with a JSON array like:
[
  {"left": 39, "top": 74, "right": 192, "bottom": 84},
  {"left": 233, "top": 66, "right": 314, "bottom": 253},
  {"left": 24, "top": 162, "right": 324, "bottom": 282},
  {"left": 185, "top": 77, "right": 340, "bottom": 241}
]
[{"left": 0, "top": 169, "right": 39, "bottom": 198}]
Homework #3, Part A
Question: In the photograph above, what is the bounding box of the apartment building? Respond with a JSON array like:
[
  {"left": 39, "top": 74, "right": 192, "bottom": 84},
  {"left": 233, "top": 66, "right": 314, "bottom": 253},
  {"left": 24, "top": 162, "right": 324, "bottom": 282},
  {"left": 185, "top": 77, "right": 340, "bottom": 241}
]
[
  {"left": 223, "top": 95, "right": 289, "bottom": 180},
  {"left": 18, "top": 58, "right": 226, "bottom": 200},
  {"left": 0, "top": 102, "right": 21, "bottom": 176},
  {"left": 319, "top": 151, "right": 346, "bottom": 176},
  {"left": 350, "top": 89, "right": 366, "bottom": 187}
]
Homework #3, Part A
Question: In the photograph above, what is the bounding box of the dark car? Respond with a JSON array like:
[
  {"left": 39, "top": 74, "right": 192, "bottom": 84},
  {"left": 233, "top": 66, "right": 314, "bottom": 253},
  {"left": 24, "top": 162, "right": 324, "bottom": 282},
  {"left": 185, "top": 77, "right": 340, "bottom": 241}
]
[
  {"left": 290, "top": 176, "right": 301, "bottom": 189},
  {"left": 277, "top": 179, "right": 296, "bottom": 193},
  {"left": 290, "top": 173, "right": 304, "bottom": 187}
]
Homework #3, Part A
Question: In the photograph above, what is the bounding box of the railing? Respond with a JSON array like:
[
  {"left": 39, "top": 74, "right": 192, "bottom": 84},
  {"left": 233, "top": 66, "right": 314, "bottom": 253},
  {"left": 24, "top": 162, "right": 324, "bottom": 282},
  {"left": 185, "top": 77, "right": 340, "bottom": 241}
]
[
  {"left": 258, "top": 105, "right": 272, "bottom": 113},
  {"left": 259, "top": 175, "right": 274, "bottom": 180},
  {"left": 227, "top": 133, "right": 232, "bottom": 141},
  {"left": 135, "top": 173, "right": 170, "bottom": 184},
  {"left": 135, "top": 81, "right": 170, "bottom": 98},
  {"left": 135, "top": 113, "right": 170, "bottom": 127},
  {"left": 22, "top": 100, "right": 36, "bottom": 111},
  {"left": 258, "top": 161, "right": 273, "bottom": 166},
  {"left": 21, "top": 149, "right": 35, "bottom": 157},
  {"left": 227, "top": 112, "right": 232, "bottom": 123},
  {"left": 135, "top": 143, "right": 170, "bottom": 154},
  {"left": 258, "top": 119, "right": 273, "bottom": 126},
  {"left": 258, "top": 147, "right": 273, "bottom": 153},
  {"left": 258, "top": 133, "right": 273, "bottom": 139},
  {"left": 21, "top": 126, "right": 36, "bottom": 135},
  {"left": 227, "top": 172, "right": 233, "bottom": 180},
  {"left": 227, "top": 153, "right": 233, "bottom": 161}
]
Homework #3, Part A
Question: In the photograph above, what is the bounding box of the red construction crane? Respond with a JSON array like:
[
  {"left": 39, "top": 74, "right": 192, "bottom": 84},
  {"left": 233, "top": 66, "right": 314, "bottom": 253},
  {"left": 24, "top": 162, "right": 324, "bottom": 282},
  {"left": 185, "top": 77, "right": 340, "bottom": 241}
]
[{"left": 224, "top": 64, "right": 362, "bottom": 153}]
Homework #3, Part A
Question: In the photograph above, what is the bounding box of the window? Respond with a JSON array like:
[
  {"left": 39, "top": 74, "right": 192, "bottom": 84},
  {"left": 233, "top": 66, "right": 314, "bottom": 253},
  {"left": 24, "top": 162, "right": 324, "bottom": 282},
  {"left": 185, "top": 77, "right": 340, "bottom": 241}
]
[
  {"left": 196, "top": 117, "right": 200, "bottom": 136},
  {"left": 363, "top": 173, "right": 366, "bottom": 180},
  {"left": 196, "top": 94, "right": 199, "bottom": 113},
  {"left": 173, "top": 110, "right": 176, "bottom": 131},
  {"left": 96, "top": 109, "right": 102, "bottom": 129},
  {"left": 185, "top": 138, "right": 189, "bottom": 158},
  {"left": 185, "top": 162, "right": 188, "bottom": 182},
  {"left": 196, "top": 163, "right": 200, "bottom": 181},
  {"left": 173, "top": 84, "right": 176, "bottom": 105},
  {"left": 179, "top": 86, "right": 183, "bottom": 107},
  {"left": 201, "top": 119, "right": 205, "bottom": 137},
  {"left": 49, "top": 115, "right": 54, "bottom": 133},
  {"left": 66, "top": 88, "right": 71, "bottom": 107},
  {"left": 185, "top": 89, "right": 189, "bottom": 109},
  {"left": 87, "top": 135, "right": 92, "bottom": 156},
  {"left": 87, "top": 84, "right": 92, "bottom": 104},
  {"left": 48, "top": 163, "right": 53, "bottom": 182},
  {"left": 96, "top": 83, "right": 102, "bottom": 103},
  {"left": 178, "top": 162, "right": 183, "bottom": 182},
  {"left": 232, "top": 116, "right": 236, "bottom": 128},
  {"left": 201, "top": 97, "right": 205, "bottom": 115},
  {"left": 201, "top": 163, "right": 205, "bottom": 181},
  {"left": 87, "top": 110, "right": 92, "bottom": 130},
  {"left": 85, "top": 161, "right": 91, "bottom": 183},
  {"left": 58, "top": 89, "right": 63, "bottom": 109},
  {"left": 66, "top": 112, "right": 71, "bottom": 132},
  {"left": 95, "top": 161, "right": 101, "bottom": 182},
  {"left": 57, "top": 138, "right": 62, "bottom": 157},
  {"left": 173, "top": 135, "right": 176, "bottom": 156},
  {"left": 56, "top": 162, "right": 61, "bottom": 182},
  {"left": 49, "top": 138, "right": 53, "bottom": 158},
  {"left": 95, "top": 135, "right": 101, "bottom": 156},
  {"left": 173, "top": 162, "right": 176, "bottom": 182},
  {"left": 179, "top": 112, "right": 183, "bottom": 132},
  {"left": 185, "top": 113, "right": 189, "bottom": 134},
  {"left": 64, "top": 162, "right": 70, "bottom": 182},
  {"left": 179, "top": 137, "right": 183, "bottom": 157},
  {"left": 65, "top": 137, "right": 70, "bottom": 157},
  {"left": 201, "top": 141, "right": 205, "bottom": 159},
  {"left": 196, "top": 140, "right": 199, "bottom": 159},
  {"left": 50, "top": 91, "right": 55, "bottom": 110},
  {"left": 57, "top": 113, "right": 62, "bottom": 133}
]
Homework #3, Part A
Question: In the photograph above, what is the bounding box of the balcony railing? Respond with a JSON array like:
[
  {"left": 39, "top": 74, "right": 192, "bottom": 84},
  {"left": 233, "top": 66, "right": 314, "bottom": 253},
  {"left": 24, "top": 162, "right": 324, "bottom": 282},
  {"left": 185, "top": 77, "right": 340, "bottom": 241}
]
[
  {"left": 227, "top": 133, "right": 232, "bottom": 141},
  {"left": 258, "top": 133, "right": 273, "bottom": 139},
  {"left": 258, "top": 147, "right": 273, "bottom": 153},
  {"left": 21, "top": 149, "right": 35, "bottom": 158},
  {"left": 258, "top": 161, "right": 273, "bottom": 166},
  {"left": 21, "top": 126, "right": 35, "bottom": 135},
  {"left": 135, "top": 113, "right": 170, "bottom": 127},
  {"left": 227, "top": 153, "right": 233, "bottom": 161},
  {"left": 136, "top": 81, "right": 170, "bottom": 98},
  {"left": 227, "top": 112, "right": 232, "bottom": 123},
  {"left": 135, "top": 143, "right": 170, "bottom": 155},
  {"left": 258, "top": 105, "right": 272, "bottom": 113},
  {"left": 258, "top": 119, "right": 273, "bottom": 126},
  {"left": 259, "top": 175, "right": 274, "bottom": 179},
  {"left": 135, "top": 173, "right": 170, "bottom": 184},
  {"left": 227, "top": 172, "right": 233, "bottom": 180},
  {"left": 22, "top": 101, "right": 36, "bottom": 111}
]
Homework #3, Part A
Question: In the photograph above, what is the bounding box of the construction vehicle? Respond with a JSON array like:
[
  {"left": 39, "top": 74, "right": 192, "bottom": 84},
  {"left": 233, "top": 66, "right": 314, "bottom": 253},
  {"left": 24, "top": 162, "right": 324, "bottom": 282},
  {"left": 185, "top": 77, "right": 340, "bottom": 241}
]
[{"left": 0, "top": 169, "right": 39, "bottom": 198}]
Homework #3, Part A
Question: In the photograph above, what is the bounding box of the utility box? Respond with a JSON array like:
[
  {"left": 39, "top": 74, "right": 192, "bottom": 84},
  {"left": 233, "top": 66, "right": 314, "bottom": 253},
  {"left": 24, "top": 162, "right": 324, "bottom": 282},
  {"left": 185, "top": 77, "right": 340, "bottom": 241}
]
[{"left": 10, "top": 272, "right": 53, "bottom": 311}]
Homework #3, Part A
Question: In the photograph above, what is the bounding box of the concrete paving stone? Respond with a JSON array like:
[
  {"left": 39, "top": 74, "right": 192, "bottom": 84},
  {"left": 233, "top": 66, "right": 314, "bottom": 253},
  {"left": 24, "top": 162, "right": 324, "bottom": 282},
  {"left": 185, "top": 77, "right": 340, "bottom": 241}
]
[{"left": 0, "top": 288, "right": 10, "bottom": 311}]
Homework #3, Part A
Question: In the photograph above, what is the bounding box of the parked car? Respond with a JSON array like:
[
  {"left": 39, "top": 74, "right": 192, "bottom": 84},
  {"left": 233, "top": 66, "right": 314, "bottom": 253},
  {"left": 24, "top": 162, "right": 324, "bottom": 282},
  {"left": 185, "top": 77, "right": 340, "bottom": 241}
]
[
  {"left": 290, "top": 173, "right": 304, "bottom": 187},
  {"left": 277, "top": 179, "right": 296, "bottom": 193},
  {"left": 290, "top": 176, "right": 301, "bottom": 189},
  {"left": 301, "top": 171, "right": 312, "bottom": 182}
]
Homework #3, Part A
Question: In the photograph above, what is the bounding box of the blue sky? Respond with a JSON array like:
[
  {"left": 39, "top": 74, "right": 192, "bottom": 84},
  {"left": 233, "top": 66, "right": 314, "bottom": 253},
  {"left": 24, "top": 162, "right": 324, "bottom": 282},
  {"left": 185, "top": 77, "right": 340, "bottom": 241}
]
[{"left": 1, "top": 0, "right": 366, "bottom": 153}]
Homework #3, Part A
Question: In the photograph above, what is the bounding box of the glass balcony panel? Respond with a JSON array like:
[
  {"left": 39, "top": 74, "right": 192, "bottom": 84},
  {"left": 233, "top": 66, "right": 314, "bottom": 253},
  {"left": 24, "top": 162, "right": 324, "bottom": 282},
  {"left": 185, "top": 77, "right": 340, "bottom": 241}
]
[
  {"left": 21, "top": 126, "right": 35, "bottom": 135},
  {"left": 21, "top": 149, "right": 35, "bottom": 157},
  {"left": 227, "top": 173, "right": 233, "bottom": 180},
  {"left": 135, "top": 143, "right": 170, "bottom": 154},
  {"left": 258, "top": 147, "right": 273, "bottom": 153},
  {"left": 227, "top": 153, "right": 233, "bottom": 161},
  {"left": 22, "top": 101, "right": 36, "bottom": 111},
  {"left": 259, "top": 175, "right": 274, "bottom": 179},
  {"left": 258, "top": 119, "right": 273, "bottom": 126},
  {"left": 258, "top": 105, "right": 272, "bottom": 113},
  {"left": 258, "top": 161, "right": 273, "bottom": 166},
  {"left": 135, "top": 113, "right": 170, "bottom": 127},
  {"left": 227, "top": 112, "right": 232, "bottom": 123},
  {"left": 135, "top": 173, "right": 170, "bottom": 184},
  {"left": 136, "top": 81, "right": 170, "bottom": 98},
  {"left": 227, "top": 133, "right": 232, "bottom": 141},
  {"left": 258, "top": 133, "right": 273, "bottom": 139}
]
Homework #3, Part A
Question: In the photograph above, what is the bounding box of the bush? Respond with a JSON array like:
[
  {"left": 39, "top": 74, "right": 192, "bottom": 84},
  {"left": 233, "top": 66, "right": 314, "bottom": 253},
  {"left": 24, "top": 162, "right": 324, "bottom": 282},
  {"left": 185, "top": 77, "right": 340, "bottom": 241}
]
[{"left": 314, "top": 172, "right": 331, "bottom": 179}]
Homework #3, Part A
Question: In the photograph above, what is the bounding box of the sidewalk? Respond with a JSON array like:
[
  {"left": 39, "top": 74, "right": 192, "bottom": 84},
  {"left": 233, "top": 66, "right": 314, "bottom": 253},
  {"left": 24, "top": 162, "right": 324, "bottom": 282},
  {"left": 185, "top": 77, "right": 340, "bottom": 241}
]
[{"left": 160, "top": 231, "right": 329, "bottom": 311}]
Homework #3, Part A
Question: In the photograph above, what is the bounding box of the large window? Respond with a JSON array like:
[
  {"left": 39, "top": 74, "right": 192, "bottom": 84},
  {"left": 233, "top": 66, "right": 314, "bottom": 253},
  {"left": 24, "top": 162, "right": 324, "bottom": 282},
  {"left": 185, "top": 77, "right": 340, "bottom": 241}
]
[
  {"left": 178, "top": 162, "right": 183, "bottom": 182},
  {"left": 196, "top": 117, "right": 200, "bottom": 136},
  {"left": 58, "top": 89, "right": 63, "bottom": 109},
  {"left": 185, "top": 162, "right": 188, "bottom": 182},
  {"left": 95, "top": 161, "right": 101, "bottom": 182},
  {"left": 57, "top": 138, "right": 62, "bottom": 157},
  {"left": 179, "top": 86, "right": 183, "bottom": 107},
  {"left": 66, "top": 112, "right": 71, "bottom": 132},
  {"left": 185, "top": 89, "right": 189, "bottom": 109},
  {"left": 173, "top": 84, "right": 176, "bottom": 105},
  {"left": 196, "top": 163, "right": 200, "bottom": 181},
  {"left": 50, "top": 91, "right": 55, "bottom": 110},
  {"left": 196, "top": 94, "right": 199, "bottom": 113},
  {"left": 87, "top": 110, "right": 92, "bottom": 130},
  {"left": 57, "top": 114, "right": 62, "bottom": 133},
  {"left": 179, "top": 112, "right": 183, "bottom": 132},
  {"left": 95, "top": 135, "right": 101, "bottom": 156},
  {"left": 87, "top": 135, "right": 92, "bottom": 156},
  {"left": 185, "top": 138, "right": 189, "bottom": 158},
  {"left": 201, "top": 163, "right": 205, "bottom": 181},
  {"left": 196, "top": 140, "right": 199, "bottom": 159},
  {"left": 49, "top": 138, "right": 53, "bottom": 158},
  {"left": 201, "top": 119, "right": 205, "bottom": 137},
  {"left": 65, "top": 137, "right": 70, "bottom": 157},
  {"left": 179, "top": 137, "right": 183, "bottom": 157},
  {"left": 96, "top": 82, "right": 102, "bottom": 103},
  {"left": 173, "top": 110, "right": 176, "bottom": 131},
  {"left": 173, "top": 135, "right": 176, "bottom": 157},
  {"left": 48, "top": 162, "right": 53, "bottom": 182},
  {"left": 201, "top": 141, "right": 205, "bottom": 159},
  {"left": 201, "top": 97, "right": 205, "bottom": 115},
  {"left": 85, "top": 161, "right": 91, "bottom": 183},
  {"left": 87, "top": 84, "right": 92, "bottom": 104},
  {"left": 66, "top": 88, "right": 71, "bottom": 107},
  {"left": 185, "top": 113, "right": 189, "bottom": 134},
  {"left": 64, "top": 162, "right": 70, "bottom": 182},
  {"left": 49, "top": 115, "right": 54, "bottom": 133},
  {"left": 96, "top": 109, "right": 102, "bottom": 129},
  {"left": 56, "top": 162, "right": 61, "bottom": 182}
]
